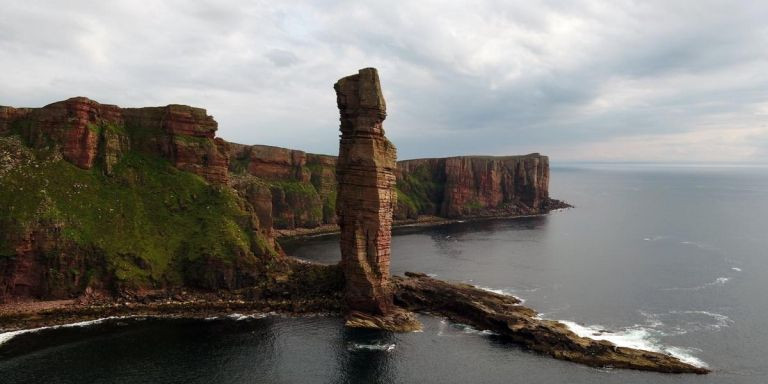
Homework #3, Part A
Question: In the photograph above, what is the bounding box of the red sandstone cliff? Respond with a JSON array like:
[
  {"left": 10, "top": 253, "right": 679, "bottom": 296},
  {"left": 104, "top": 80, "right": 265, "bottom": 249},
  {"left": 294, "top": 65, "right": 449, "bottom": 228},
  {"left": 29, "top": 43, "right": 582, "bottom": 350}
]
[
  {"left": 0, "top": 96, "right": 562, "bottom": 303},
  {"left": 396, "top": 154, "right": 553, "bottom": 219},
  {"left": 0, "top": 97, "right": 228, "bottom": 184},
  {"left": 0, "top": 98, "right": 273, "bottom": 302}
]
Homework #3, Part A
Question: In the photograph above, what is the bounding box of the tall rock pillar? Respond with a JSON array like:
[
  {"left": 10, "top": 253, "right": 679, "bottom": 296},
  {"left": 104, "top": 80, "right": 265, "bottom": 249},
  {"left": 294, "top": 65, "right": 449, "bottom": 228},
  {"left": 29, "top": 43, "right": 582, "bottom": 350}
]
[{"left": 334, "top": 68, "right": 419, "bottom": 331}]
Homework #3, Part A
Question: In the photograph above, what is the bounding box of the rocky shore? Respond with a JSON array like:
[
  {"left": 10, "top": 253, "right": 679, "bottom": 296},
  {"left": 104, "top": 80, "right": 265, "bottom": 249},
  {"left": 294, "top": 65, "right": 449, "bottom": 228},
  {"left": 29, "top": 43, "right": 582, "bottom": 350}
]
[
  {"left": 0, "top": 267, "right": 708, "bottom": 374},
  {"left": 0, "top": 259, "right": 343, "bottom": 332},
  {"left": 393, "top": 272, "right": 709, "bottom": 374}
]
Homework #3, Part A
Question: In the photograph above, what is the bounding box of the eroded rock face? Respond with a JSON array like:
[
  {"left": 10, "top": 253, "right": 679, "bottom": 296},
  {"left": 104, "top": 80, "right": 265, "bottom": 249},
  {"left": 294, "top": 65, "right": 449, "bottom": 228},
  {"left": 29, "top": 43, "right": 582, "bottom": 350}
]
[
  {"left": 11, "top": 98, "right": 123, "bottom": 170},
  {"left": 0, "top": 98, "right": 228, "bottom": 184},
  {"left": 334, "top": 68, "right": 398, "bottom": 316},
  {"left": 396, "top": 154, "right": 553, "bottom": 219},
  {"left": 123, "top": 105, "right": 228, "bottom": 184}
]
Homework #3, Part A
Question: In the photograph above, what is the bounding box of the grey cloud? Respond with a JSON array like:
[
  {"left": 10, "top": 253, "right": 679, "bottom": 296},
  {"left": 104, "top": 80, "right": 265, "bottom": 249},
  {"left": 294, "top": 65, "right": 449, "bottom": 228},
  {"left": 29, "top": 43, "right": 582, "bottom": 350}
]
[
  {"left": 0, "top": 1, "right": 767, "bottom": 161},
  {"left": 265, "top": 49, "right": 300, "bottom": 67}
]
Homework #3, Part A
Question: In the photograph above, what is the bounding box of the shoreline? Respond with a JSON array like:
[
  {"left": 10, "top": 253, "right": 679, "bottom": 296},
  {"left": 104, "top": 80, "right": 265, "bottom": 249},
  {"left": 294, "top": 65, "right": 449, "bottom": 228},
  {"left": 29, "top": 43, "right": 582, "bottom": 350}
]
[
  {"left": 1, "top": 206, "right": 574, "bottom": 333},
  {"left": 0, "top": 272, "right": 709, "bottom": 374},
  {"left": 0, "top": 293, "right": 341, "bottom": 334},
  {"left": 276, "top": 205, "right": 573, "bottom": 241}
]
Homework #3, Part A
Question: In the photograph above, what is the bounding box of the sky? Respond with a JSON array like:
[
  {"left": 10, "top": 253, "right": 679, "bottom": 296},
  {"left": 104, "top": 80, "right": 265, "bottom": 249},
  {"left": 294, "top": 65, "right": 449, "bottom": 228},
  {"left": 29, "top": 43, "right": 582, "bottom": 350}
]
[{"left": 1, "top": 0, "right": 767, "bottom": 162}]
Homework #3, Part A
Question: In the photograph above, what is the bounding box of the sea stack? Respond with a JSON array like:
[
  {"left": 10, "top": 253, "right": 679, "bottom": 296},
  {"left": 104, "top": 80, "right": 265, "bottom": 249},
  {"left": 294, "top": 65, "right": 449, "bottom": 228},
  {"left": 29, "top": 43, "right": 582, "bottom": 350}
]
[{"left": 334, "top": 68, "right": 420, "bottom": 331}]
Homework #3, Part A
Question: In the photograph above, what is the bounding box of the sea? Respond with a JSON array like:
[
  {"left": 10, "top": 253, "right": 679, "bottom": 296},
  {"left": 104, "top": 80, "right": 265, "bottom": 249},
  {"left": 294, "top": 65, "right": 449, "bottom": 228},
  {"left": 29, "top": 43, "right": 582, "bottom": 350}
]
[{"left": 1, "top": 163, "right": 767, "bottom": 383}]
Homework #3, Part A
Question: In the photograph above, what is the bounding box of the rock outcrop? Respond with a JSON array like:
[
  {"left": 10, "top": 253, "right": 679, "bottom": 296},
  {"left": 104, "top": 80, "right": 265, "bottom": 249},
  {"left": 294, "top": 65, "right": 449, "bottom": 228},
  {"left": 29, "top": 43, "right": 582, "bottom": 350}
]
[
  {"left": 1, "top": 97, "right": 228, "bottom": 184},
  {"left": 334, "top": 68, "right": 419, "bottom": 331},
  {"left": 393, "top": 273, "right": 709, "bottom": 374},
  {"left": 122, "top": 104, "right": 229, "bottom": 184}
]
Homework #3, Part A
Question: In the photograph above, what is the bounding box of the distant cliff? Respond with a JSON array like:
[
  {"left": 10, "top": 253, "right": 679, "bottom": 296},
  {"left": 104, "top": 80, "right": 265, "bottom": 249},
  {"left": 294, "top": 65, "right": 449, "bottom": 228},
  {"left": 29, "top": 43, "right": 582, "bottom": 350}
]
[
  {"left": 226, "top": 147, "right": 560, "bottom": 229},
  {"left": 0, "top": 97, "right": 564, "bottom": 302},
  {"left": 396, "top": 155, "right": 553, "bottom": 219}
]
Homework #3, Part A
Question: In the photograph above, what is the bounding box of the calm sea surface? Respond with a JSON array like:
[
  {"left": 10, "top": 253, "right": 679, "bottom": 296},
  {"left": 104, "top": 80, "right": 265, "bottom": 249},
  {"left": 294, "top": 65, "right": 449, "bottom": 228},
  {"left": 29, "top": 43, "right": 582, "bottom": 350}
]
[{"left": 2, "top": 164, "right": 767, "bottom": 383}]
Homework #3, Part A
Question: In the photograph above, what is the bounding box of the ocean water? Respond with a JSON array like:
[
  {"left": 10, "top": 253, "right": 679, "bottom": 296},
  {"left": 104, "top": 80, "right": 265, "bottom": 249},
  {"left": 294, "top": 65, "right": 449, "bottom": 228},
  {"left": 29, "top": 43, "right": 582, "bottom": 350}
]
[{"left": 2, "top": 164, "right": 767, "bottom": 383}]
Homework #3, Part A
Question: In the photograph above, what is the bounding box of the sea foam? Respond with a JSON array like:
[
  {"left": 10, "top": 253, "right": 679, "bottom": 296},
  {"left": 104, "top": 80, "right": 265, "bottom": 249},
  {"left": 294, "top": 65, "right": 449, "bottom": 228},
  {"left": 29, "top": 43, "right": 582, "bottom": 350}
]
[
  {"left": 0, "top": 316, "right": 134, "bottom": 348},
  {"left": 347, "top": 342, "right": 396, "bottom": 352},
  {"left": 560, "top": 321, "right": 708, "bottom": 368}
]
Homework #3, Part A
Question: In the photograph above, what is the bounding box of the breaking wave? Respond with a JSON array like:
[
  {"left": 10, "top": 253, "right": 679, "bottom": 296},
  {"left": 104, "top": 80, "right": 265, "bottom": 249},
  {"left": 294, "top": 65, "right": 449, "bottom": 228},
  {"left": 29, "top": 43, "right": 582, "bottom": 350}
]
[
  {"left": 560, "top": 321, "right": 708, "bottom": 368},
  {"left": 347, "top": 342, "right": 396, "bottom": 352},
  {"left": 474, "top": 285, "right": 531, "bottom": 304},
  {"left": 663, "top": 277, "right": 730, "bottom": 291},
  {"left": 0, "top": 316, "right": 137, "bottom": 348}
]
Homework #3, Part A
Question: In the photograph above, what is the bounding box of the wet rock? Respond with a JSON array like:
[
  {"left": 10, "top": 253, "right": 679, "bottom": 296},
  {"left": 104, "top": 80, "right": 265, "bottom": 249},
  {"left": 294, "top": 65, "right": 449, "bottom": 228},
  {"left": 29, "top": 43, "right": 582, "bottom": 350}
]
[{"left": 393, "top": 273, "right": 709, "bottom": 374}]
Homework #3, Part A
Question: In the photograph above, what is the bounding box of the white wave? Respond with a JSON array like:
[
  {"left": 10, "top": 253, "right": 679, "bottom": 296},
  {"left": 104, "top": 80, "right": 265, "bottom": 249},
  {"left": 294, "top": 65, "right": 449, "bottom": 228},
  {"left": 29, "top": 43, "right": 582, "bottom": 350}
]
[
  {"left": 474, "top": 286, "right": 526, "bottom": 305},
  {"left": 663, "top": 277, "right": 730, "bottom": 291},
  {"left": 476, "top": 286, "right": 511, "bottom": 295},
  {"left": 454, "top": 323, "right": 498, "bottom": 336},
  {"left": 347, "top": 342, "right": 396, "bottom": 352},
  {"left": 731, "top": 267, "right": 742, "bottom": 272},
  {"left": 560, "top": 321, "right": 708, "bottom": 368},
  {"left": 679, "top": 240, "right": 722, "bottom": 253},
  {"left": 640, "top": 309, "right": 732, "bottom": 336},
  {"left": 437, "top": 320, "right": 498, "bottom": 337},
  {"left": 667, "top": 310, "right": 733, "bottom": 332},
  {"left": 642, "top": 236, "right": 668, "bottom": 242},
  {"left": 665, "top": 346, "right": 708, "bottom": 368},
  {"left": 227, "top": 313, "right": 267, "bottom": 321},
  {"left": 0, "top": 316, "right": 134, "bottom": 348}
]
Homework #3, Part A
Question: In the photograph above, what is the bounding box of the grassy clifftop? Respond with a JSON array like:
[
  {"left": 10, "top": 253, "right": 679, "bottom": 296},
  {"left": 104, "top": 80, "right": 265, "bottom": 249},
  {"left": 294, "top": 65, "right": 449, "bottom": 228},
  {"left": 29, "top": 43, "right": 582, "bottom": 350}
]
[{"left": 0, "top": 134, "right": 282, "bottom": 300}]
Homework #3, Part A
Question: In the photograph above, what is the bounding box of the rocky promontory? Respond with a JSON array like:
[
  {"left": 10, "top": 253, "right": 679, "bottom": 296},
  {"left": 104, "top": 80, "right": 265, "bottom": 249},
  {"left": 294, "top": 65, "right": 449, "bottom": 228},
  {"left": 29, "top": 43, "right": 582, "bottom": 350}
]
[{"left": 393, "top": 273, "right": 709, "bottom": 374}]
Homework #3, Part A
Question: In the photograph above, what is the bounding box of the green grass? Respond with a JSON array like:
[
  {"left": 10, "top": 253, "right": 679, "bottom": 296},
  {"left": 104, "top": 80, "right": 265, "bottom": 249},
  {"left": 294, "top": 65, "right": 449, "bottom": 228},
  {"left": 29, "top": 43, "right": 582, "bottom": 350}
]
[
  {"left": 0, "top": 136, "right": 273, "bottom": 289},
  {"left": 396, "top": 163, "right": 444, "bottom": 214},
  {"left": 466, "top": 199, "right": 483, "bottom": 212},
  {"left": 269, "top": 180, "right": 323, "bottom": 226}
]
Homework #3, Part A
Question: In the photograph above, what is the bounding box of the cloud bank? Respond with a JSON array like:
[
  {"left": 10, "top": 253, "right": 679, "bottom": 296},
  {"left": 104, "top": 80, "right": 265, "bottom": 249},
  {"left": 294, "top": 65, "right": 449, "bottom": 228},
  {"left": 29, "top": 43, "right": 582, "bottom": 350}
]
[{"left": 1, "top": 0, "right": 766, "bottom": 162}]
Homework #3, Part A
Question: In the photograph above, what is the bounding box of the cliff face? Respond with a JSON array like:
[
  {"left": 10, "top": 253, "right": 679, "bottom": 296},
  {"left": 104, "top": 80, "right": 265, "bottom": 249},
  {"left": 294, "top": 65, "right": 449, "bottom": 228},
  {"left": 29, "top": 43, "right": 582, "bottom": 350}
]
[
  {"left": 225, "top": 150, "right": 555, "bottom": 229},
  {"left": 227, "top": 144, "right": 336, "bottom": 230},
  {"left": 396, "top": 154, "right": 551, "bottom": 219},
  {"left": 0, "top": 98, "right": 283, "bottom": 303},
  {"left": 1, "top": 97, "right": 229, "bottom": 184},
  {"left": 0, "top": 96, "right": 561, "bottom": 303}
]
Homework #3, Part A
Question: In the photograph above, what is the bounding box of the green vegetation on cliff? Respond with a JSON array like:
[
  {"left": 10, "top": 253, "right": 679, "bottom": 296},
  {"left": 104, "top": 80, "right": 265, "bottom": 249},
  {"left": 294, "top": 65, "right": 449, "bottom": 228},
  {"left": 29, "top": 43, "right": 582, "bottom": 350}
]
[
  {"left": 268, "top": 180, "right": 323, "bottom": 228},
  {"left": 396, "top": 163, "right": 445, "bottom": 216},
  {"left": 0, "top": 135, "right": 276, "bottom": 294}
]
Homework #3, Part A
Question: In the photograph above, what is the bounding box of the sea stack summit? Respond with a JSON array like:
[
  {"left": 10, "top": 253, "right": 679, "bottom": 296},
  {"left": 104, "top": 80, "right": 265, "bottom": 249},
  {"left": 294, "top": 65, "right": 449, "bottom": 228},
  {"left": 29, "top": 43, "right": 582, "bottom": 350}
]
[{"left": 334, "top": 68, "right": 420, "bottom": 331}]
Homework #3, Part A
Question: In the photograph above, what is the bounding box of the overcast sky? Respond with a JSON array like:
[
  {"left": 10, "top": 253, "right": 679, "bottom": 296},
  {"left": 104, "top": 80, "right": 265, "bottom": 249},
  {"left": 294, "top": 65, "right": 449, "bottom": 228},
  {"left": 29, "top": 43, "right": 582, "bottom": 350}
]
[{"left": 1, "top": 1, "right": 767, "bottom": 162}]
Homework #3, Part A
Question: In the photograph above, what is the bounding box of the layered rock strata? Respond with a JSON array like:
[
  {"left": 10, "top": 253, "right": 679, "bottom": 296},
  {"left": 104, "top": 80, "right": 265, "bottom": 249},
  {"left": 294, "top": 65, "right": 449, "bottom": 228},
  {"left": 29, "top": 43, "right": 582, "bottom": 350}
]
[
  {"left": 0, "top": 97, "right": 228, "bottom": 184},
  {"left": 0, "top": 98, "right": 278, "bottom": 302},
  {"left": 396, "top": 154, "right": 557, "bottom": 219},
  {"left": 334, "top": 68, "right": 419, "bottom": 331},
  {"left": 224, "top": 145, "right": 564, "bottom": 231},
  {"left": 393, "top": 273, "right": 709, "bottom": 374}
]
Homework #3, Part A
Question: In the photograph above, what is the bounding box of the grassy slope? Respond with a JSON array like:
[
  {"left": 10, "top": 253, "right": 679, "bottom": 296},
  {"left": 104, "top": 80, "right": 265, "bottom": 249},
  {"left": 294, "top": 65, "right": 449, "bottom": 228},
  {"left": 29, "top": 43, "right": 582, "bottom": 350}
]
[{"left": 0, "top": 135, "right": 273, "bottom": 291}]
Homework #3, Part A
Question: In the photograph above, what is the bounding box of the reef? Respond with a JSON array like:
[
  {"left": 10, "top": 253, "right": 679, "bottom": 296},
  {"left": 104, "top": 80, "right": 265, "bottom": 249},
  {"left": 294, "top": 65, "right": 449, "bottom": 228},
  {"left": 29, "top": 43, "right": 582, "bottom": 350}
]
[{"left": 393, "top": 273, "right": 709, "bottom": 374}]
